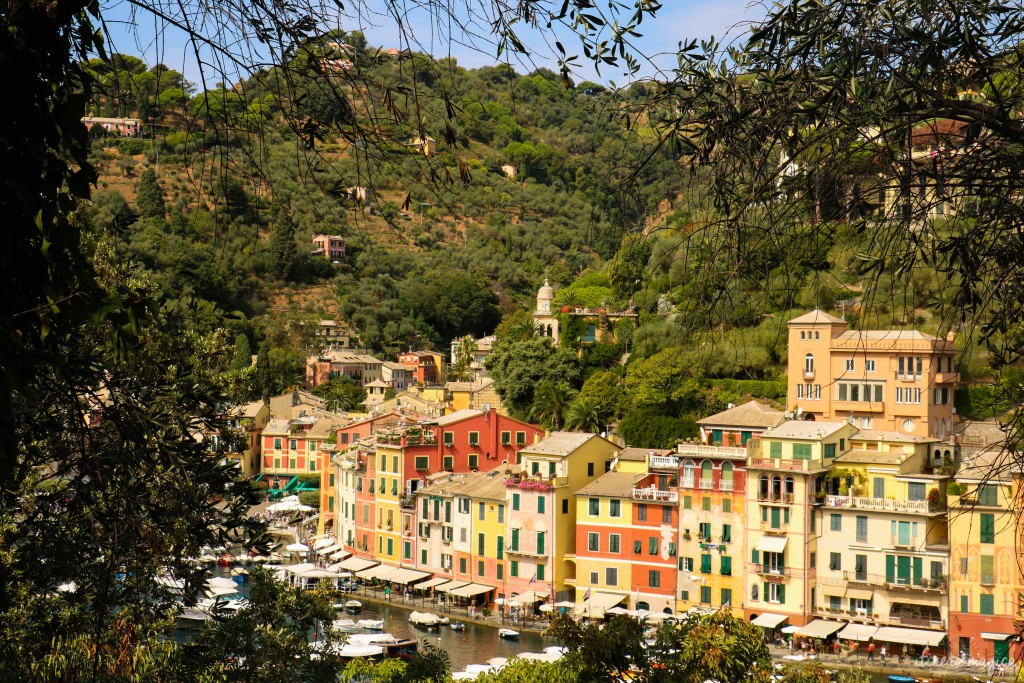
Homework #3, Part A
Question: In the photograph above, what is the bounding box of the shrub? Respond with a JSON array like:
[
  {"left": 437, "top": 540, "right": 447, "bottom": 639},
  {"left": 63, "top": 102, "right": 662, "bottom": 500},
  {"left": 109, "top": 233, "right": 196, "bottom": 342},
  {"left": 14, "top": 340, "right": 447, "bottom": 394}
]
[{"left": 298, "top": 491, "right": 321, "bottom": 507}]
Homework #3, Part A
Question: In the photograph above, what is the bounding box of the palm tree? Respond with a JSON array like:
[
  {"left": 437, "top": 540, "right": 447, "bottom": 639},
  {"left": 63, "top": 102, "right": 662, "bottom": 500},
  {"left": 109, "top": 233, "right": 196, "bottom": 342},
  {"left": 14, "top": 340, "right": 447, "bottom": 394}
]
[
  {"left": 529, "top": 380, "right": 578, "bottom": 430},
  {"left": 565, "top": 396, "right": 606, "bottom": 434},
  {"left": 509, "top": 318, "right": 540, "bottom": 341}
]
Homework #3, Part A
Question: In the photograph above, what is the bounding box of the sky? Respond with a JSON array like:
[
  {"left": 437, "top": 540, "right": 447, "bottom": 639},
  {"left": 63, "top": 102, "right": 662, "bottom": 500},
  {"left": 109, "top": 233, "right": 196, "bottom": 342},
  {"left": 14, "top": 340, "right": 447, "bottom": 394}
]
[{"left": 98, "top": 0, "right": 767, "bottom": 90}]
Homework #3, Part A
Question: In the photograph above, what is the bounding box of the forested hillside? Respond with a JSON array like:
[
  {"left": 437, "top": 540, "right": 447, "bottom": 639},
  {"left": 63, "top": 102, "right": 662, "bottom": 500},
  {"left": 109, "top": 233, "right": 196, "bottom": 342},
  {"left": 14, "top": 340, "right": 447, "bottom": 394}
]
[{"left": 82, "top": 36, "right": 1009, "bottom": 446}]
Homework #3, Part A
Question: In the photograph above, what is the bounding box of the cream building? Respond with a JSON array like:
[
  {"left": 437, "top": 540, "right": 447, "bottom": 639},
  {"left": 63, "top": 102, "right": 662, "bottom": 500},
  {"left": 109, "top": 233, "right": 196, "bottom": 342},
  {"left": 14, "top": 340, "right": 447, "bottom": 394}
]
[{"left": 786, "top": 310, "right": 957, "bottom": 441}]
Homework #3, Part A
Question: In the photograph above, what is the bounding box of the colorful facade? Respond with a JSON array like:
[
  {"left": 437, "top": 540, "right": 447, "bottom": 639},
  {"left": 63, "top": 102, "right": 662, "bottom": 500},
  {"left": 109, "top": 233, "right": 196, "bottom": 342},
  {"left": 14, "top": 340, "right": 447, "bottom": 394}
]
[
  {"left": 261, "top": 416, "right": 340, "bottom": 488},
  {"left": 225, "top": 399, "right": 270, "bottom": 477}
]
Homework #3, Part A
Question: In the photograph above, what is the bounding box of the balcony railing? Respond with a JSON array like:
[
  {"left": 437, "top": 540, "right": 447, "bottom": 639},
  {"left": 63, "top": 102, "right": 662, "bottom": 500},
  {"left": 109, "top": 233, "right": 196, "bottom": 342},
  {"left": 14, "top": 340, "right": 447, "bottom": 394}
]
[
  {"left": 678, "top": 443, "right": 749, "bottom": 459},
  {"left": 748, "top": 458, "right": 824, "bottom": 472},
  {"left": 632, "top": 487, "right": 678, "bottom": 502},
  {"left": 751, "top": 563, "right": 790, "bottom": 578},
  {"left": 760, "top": 521, "right": 789, "bottom": 533},
  {"left": 719, "top": 481, "right": 734, "bottom": 492},
  {"left": 699, "top": 478, "right": 714, "bottom": 489},
  {"left": 825, "top": 495, "right": 935, "bottom": 513},
  {"left": 757, "top": 493, "right": 795, "bottom": 504},
  {"left": 649, "top": 455, "right": 679, "bottom": 469},
  {"left": 890, "top": 536, "right": 918, "bottom": 550},
  {"left": 506, "top": 546, "right": 546, "bottom": 558},
  {"left": 889, "top": 615, "right": 945, "bottom": 629}
]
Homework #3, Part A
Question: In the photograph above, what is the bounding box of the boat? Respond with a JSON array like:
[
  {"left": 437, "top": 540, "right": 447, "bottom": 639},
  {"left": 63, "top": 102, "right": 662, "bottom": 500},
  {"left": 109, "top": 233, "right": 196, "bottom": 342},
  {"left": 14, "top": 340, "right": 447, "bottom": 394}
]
[
  {"left": 345, "top": 599, "right": 363, "bottom": 613},
  {"left": 498, "top": 628, "right": 520, "bottom": 641},
  {"left": 347, "top": 633, "right": 418, "bottom": 660},
  {"left": 409, "top": 611, "right": 441, "bottom": 629},
  {"left": 333, "top": 618, "right": 361, "bottom": 633},
  {"left": 337, "top": 644, "right": 385, "bottom": 662},
  {"left": 357, "top": 618, "right": 385, "bottom": 630},
  {"left": 437, "top": 615, "right": 450, "bottom": 625},
  {"left": 450, "top": 622, "right": 466, "bottom": 632},
  {"left": 888, "top": 677, "right": 916, "bottom": 683}
]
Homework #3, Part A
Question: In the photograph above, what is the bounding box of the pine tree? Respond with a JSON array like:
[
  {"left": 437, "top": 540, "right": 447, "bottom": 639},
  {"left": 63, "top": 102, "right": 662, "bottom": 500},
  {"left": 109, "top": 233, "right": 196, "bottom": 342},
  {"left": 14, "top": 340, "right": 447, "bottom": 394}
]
[
  {"left": 136, "top": 167, "right": 166, "bottom": 218},
  {"left": 270, "top": 202, "right": 298, "bottom": 279},
  {"left": 231, "top": 333, "right": 252, "bottom": 372}
]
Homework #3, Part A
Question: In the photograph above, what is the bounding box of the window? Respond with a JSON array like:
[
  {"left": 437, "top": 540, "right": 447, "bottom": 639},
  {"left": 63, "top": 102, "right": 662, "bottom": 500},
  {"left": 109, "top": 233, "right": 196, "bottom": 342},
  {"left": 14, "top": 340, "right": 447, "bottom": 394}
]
[
  {"left": 290, "top": 439, "right": 297, "bottom": 451},
  {"left": 512, "top": 493, "right": 520, "bottom": 511},
  {"left": 536, "top": 532, "right": 545, "bottom": 555},
  {"left": 682, "top": 557, "right": 693, "bottom": 571},
  {"left": 609, "top": 534, "right": 621, "bottom": 553},
  {"left": 515, "top": 431, "right": 526, "bottom": 446},
  {"left": 722, "top": 524, "right": 732, "bottom": 542},
  {"left": 442, "top": 455, "right": 454, "bottom": 470},
  {"left": 587, "top": 462, "right": 594, "bottom": 476},
  {"left": 273, "top": 437, "right": 282, "bottom": 450},
  {"left": 980, "top": 594, "right": 995, "bottom": 615},
  {"left": 700, "top": 553, "right": 712, "bottom": 573},
  {"left": 751, "top": 584, "right": 759, "bottom": 601},
  {"left": 855, "top": 554, "right": 867, "bottom": 581},
  {"left": 866, "top": 360, "right": 875, "bottom": 372},
  {"left": 468, "top": 454, "right": 479, "bottom": 469},
  {"left": 501, "top": 431, "right": 511, "bottom": 445},
  {"left": 606, "top": 567, "right": 618, "bottom": 586},
  {"left": 443, "top": 431, "right": 454, "bottom": 446},
  {"left": 414, "top": 455, "right": 429, "bottom": 470},
  {"left": 510, "top": 528, "right": 519, "bottom": 551},
  {"left": 981, "top": 555, "right": 994, "bottom": 584},
  {"left": 649, "top": 570, "right": 661, "bottom": 588},
  {"left": 809, "top": 552, "right": 815, "bottom": 568},
  {"left": 722, "top": 498, "right": 731, "bottom": 513},
  {"left": 649, "top": 537, "right": 659, "bottom": 555},
  {"left": 804, "top": 353, "right": 814, "bottom": 374},
  {"left": 721, "top": 556, "right": 732, "bottom": 576},
  {"left": 634, "top": 540, "right": 642, "bottom": 554},
  {"left": 907, "top": 482, "right": 926, "bottom": 501},
  {"left": 459, "top": 557, "right": 467, "bottom": 573},
  {"left": 468, "top": 431, "right": 479, "bottom": 445},
  {"left": 497, "top": 504, "right": 504, "bottom": 523},
  {"left": 767, "top": 583, "right": 785, "bottom": 604},
  {"left": 700, "top": 586, "right": 711, "bottom": 603},
  {"left": 662, "top": 506, "right": 673, "bottom": 524},
  {"left": 699, "top": 522, "right": 712, "bottom": 540},
  {"left": 829, "top": 553, "right": 842, "bottom": 571},
  {"left": 497, "top": 535, "right": 504, "bottom": 560},
  {"left": 636, "top": 504, "right": 647, "bottom": 521},
  {"left": 702, "top": 497, "right": 711, "bottom": 511},
  {"left": 979, "top": 485, "right": 998, "bottom": 506},
  {"left": 830, "top": 514, "right": 842, "bottom": 531},
  {"left": 610, "top": 499, "right": 621, "bottom": 517},
  {"left": 510, "top": 560, "right": 518, "bottom": 577},
  {"left": 769, "top": 442, "right": 782, "bottom": 457},
  {"left": 981, "top": 513, "right": 995, "bottom": 543},
  {"left": 497, "top": 564, "right": 504, "bottom": 580},
  {"left": 537, "top": 496, "right": 545, "bottom": 514},
  {"left": 536, "top": 564, "right": 545, "bottom": 581},
  {"left": 856, "top": 515, "right": 868, "bottom": 543},
  {"left": 457, "top": 498, "right": 469, "bottom": 514},
  {"left": 588, "top": 532, "right": 600, "bottom": 552},
  {"left": 845, "top": 359, "right": 854, "bottom": 372},
  {"left": 960, "top": 557, "right": 968, "bottom": 576},
  {"left": 683, "top": 496, "right": 692, "bottom": 510},
  {"left": 933, "top": 387, "right": 951, "bottom": 404},
  {"left": 793, "top": 443, "right": 812, "bottom": 459},
  {"left": 721, "top": 588, "right": 733, "bottom": 606}
]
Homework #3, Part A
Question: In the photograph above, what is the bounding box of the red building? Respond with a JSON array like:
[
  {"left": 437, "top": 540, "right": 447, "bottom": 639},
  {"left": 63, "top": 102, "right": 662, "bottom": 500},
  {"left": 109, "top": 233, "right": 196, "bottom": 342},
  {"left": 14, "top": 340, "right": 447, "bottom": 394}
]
[{"left": 398, "top": 350, "right": 445, "bottom": 385}]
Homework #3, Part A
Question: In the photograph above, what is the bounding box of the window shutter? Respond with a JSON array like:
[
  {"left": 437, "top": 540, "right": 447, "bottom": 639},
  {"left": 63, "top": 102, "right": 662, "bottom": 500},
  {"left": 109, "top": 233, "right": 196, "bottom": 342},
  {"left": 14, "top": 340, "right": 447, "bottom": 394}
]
[
  {"left": 885, "top": 555, "right": 895, "bottom": 583},
  {"left": 721, "top": 556, "right": 732, "bottom": 576},
  {"left": 778, "top": 584, "right": 785, "bottom": 604},
  {"left": 752, "top": 549, "right": 760, "bottom": 564},
  {"left": 763, "top": 582, "right": 769, "bottom": 601}
]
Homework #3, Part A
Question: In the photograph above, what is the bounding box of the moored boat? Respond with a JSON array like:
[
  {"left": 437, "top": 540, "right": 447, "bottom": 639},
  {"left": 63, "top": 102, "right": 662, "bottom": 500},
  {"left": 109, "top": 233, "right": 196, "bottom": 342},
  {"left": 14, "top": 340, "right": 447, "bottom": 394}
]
[
  {"left": 345, "top": 599, "right": 363, "bottom": 613},
  {"left": 498, "top": 628, "right": 520, "bottom": 641},
  {"left": 450, "top": 622, "right": 466, "bottom": 631},
  {"left": 333, "top": 618, "right": 360, "bottom": 633},
  {"left": 888, "top": 677, "right": 916, "bottom": 683},
  {"left": 409, "top": 611, "right": 441, "bottom": 629},
  {"left": 357, "top": 618, "right": 385, "bottom": 631}
]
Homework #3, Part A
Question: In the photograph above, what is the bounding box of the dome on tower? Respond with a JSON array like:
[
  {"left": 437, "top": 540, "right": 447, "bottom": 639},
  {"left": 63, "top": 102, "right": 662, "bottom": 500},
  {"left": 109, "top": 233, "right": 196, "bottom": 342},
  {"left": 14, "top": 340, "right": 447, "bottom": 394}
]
[{"left": 538, "top": 278, "right": 554, "bottom": 300}]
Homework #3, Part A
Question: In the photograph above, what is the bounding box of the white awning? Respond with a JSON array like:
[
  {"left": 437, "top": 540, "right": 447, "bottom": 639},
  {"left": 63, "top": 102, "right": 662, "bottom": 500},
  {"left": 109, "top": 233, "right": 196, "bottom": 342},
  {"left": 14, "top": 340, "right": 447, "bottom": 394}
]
[
  {"left": 283, "top": 563, "right": 318, "bottom": 575},
  {"left": 450, "top": 583, "right": 496, "bottom": 598},
  {"left": 329, "top": 550, "right": 352, "bottom": 561},
  {"left": 338, "top": 557, "right": 378, "bottom": 573},
  {"left": 316, "top": 543, "right": 342, "bottom": 555},
  {"left": 754, "top": 536, "right": 788, "bottom": 553},
  {"left": 436, "top": 581, "right": 470, "bottom": 593},
  {"left": 795, "top": 620, "right": 844, "bottom": 638},
  {"left": 313, "top": 538, "right": 336, "bottom": 550},
  {"left": 357, "top": 564, "right": 404, "bottom": 582},
  {"left": 512, "top": 590, "right": 549, "bottom": 604},
  {"left": 390, "top": 568, "right": 432, "bottom": 585},
  {"left": 982, "top": 632, "right": 1015, "bottom": 641},
  {"left": 752, "top": 612, "right": 789, "bottom": 628},
  {"left": 416, "top": 577, "right": 451, "bottom": 590},
  {"left": 874, "top": 626, "right": 946, "bottom": 647},
  {"left": 839, "top": 624, "right": 878, "bottom": 642},
  {"left": 576, "top": 592, "right": 626, "bottom": 616}
]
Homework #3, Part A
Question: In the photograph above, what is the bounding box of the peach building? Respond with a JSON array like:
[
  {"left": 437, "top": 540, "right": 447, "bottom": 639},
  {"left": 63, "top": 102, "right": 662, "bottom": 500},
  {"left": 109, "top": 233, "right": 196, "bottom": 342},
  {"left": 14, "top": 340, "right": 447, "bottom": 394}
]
[{"left": 787, "top": 310, "right": 957, "bottom": 441}]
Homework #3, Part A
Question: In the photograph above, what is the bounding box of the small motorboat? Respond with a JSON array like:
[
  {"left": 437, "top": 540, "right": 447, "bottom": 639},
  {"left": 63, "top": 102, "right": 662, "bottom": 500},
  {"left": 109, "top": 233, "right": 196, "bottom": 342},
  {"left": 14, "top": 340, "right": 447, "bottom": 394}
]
[
  {"left": 333, "top": 619, "right": 361, "bottom": 633},
  {"left": 450, "top": 622, "right": 466, "bottom": 632},
  {"left": 358, "top": 619, "right": 385, "bottom": 631},
  {"left": 888, "top": 677, "right": 916, "bottom": 683},
  {"left": 337, "top": 644, "right": 385, "bottom": 662},
  {"left": 437, "top": 615, "right": 450, "bottom": 625},
  {"left": 345, "top": 599, "right": 363, "bottom": 613},
  {"left": 498, "top": 628, "right": 520, "bottom": 641},
  {"left": 409, "top": 611, "right": 441, "bottom": 629}
]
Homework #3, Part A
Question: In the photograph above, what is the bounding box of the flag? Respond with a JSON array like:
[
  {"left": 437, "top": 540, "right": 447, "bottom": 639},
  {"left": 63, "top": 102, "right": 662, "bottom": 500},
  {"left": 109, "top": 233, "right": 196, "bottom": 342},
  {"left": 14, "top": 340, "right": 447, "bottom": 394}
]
[
  {"left": 583, "top": 587, "right": 591, "bottom": 601},
  {"left": 529, "top": 572, "right": 537, "bottom": 584}
]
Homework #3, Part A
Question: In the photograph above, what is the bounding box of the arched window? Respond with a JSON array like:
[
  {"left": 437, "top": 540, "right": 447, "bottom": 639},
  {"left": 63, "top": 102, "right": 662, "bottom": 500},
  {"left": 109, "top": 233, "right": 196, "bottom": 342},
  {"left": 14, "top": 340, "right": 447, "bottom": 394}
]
[
  {"left": 784, "top": 476, "right": 795, "bottom": 501},
  {"left": 759, "top": 474, "right": 769, "bottom": 500},
  {"left": 683, "top": 459, "right": 696, "bottom": 487},
  {"left": 771, "top": 475, "right": 782, "bottom": 501},
  {"left": 751, "top": 584, "right": 759, "bottom": 601},
  {"left": 700, "top": 460, "right": 713, "bottom": 488},
  {"left": 721, "top": 462, "right": 734, "bottom": 491},
  {"left": 804, "top": 353, "right": 814, "bottom": 374}
]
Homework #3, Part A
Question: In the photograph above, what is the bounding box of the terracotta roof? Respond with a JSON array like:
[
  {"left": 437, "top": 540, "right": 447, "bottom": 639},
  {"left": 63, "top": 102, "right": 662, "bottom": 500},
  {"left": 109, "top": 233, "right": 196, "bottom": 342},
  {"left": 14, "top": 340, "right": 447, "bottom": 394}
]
[
  {"left": 762, "top": 420, "right": 854, "bottom": 441},
  {"left": 911, "top": 119, "right": 968, "bottom": 147},
  {"left": 697, "top": 400, "right": 785, "bottom": 429},
  {"left": 416, "top": 471, "right": 507, "bottom": 501},
  {"left": 788, "top": 309, "right": 846, "bottom": 325},
  {"left": 574, "top": 471, "right": 641, "bottom": 498},
  {"left": 618, "top": 447, "right": 672, "bottom": 462},
  {"left": 852, "top": 430, "right": 938, "bottom": 444},
  {"left": 521, "top": 432, "right": 614, "bottom": 457},
  {"left": 835, "top": 449, "right": 912, "bottom": 465},
  {"left": 434, "top": 408, "right": 487, "bottom": 426},
  {"left": 834, "top": 329, "right": 938, "bottom": 342}
]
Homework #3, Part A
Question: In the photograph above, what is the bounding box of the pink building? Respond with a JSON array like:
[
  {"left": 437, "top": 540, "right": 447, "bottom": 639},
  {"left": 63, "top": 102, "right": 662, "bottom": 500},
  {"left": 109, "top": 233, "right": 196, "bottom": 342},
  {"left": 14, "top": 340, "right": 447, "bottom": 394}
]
[
  {"left": 311, "top": 234, "right": 346, "bottom": 261},
  {"left": 82, "top": 116, "right": 142, "bottom": 136}
]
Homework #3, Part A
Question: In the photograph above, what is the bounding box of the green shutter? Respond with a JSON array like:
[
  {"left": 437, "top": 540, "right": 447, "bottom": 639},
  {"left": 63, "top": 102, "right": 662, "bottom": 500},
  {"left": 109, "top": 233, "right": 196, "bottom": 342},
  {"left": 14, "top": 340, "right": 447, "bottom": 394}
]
[
  {"left": 912, "top": 557, "right": 923, "bottom": 584},
  {"left": 497, "top": 536, "right": 504, "bottom": 560},
  {"left": 763, "top": 582, "right": 769, "bottom": 601},
  {"left": 537, "top": 532, "right": 545, "bottom": 555},
  {"left": 511, "top": 528, "right": 519, "bottom": 551},
  {"left": 752, "top": 549, "right": 760, "bottom": 564},
  {"left": 769, "top": 442, "right": 781, "bottom": 457},
  {"left": 721, "top": 556, "right": 732, "bottom": 576},
  {"left": 778, "top": 584, "right": 785, "bottom": 604},
  {"left": 885, "top": 555, "right": 895, "bottom": 583}
]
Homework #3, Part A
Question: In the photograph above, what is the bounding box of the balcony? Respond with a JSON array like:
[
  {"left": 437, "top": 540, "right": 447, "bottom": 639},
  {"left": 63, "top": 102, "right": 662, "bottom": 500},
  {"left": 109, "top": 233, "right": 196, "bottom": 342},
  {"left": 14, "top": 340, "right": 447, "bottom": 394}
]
[
  {"left": 751, "top": 563, "right": 790, "bottom": 578},
  {"left": 748, "top": 458, "right": 826, "bottom": 472},
  {"left": 506, "top": 546, "right": 546, "bottom": 558},
  {"left": 757, "top": 493, "right": 795, "bottom": 504},
  {"left": 889, "top": 614, "right": 945, "bottom": 629},
  {"left": 824, "top": 495, "right": 936, "bottom": 514},
  {"left": 699, "top": 478, "right": 715, "bottom": 489},
  {"left": 632, "top": 486, "right": 678, "bottom": 502},
  {"left": 803, "top": 369, "right": 815, "bottom": 379},
  {"left": 719, "top": 481, "right": 734, "bottom": 492},
  {"left": 678, "top": 443, "right": 749, "bottom": 459},
  {"left": 890, "top": 536, "right": 918, "bottom": 550},
  {"left": 759, "top": 521, "right": 789, "bottom": 534},
  {"left": 649, "top": 455, "right": 679, "bottom": 469},
  {"left": 933, "top": 371, "right": 958, "bottom": 384}
]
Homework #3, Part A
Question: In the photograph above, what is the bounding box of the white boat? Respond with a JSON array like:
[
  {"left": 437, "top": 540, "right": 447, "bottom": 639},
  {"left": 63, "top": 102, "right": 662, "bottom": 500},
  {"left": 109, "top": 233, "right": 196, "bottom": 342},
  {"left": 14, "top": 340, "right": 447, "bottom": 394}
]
[
  {"left": 498, "top": 628, "right": 520, "bottom": 641},
  {"left": 409, "top": 611, "right": 441, "bottom": 628},
  {"left": 437, "top": 615, "right": 450, "bottom": 625},
  {"left": 333, "top": 618, "right": 360, "bottom": 633},
  {"left": 357, "top": 618, "right": 385, "bottom": 630},
  {"left": 337, "top": 644, "right": 385, "bottom": 661},
  {"left": 344, "top": 599, "right": 363, "bottom": 613},
  {"left": 450, "top": 622, "right": 466, "bottom": 631}
]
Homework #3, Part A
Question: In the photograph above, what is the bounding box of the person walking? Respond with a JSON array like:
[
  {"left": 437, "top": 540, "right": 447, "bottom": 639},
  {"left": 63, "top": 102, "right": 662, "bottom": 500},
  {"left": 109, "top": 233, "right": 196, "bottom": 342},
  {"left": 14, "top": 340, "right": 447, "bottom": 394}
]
[
  {"left": 880, "top": 644, "right": 887, "bottom": 664},
  {"left": 867, "top": 642, "right": 876, "bottom": 662},
  {"left": 385, "top": 585, "right": 391, "bottom": 602}
]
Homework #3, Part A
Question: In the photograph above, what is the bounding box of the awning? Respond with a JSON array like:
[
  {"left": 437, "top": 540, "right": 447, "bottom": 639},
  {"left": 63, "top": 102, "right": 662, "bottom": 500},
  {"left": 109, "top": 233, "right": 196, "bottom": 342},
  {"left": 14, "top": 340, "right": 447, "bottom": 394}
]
[
  {"left": 839, "top": 624, "right": 878, "bottom": 642},
  {"left": 338, "top": 557, "right": 379, "bottom": 573},
  {"left": 577, "top": 592, "right": 627, "bottom": 616},
  {"left": 313, "top": 538, "right": 336, "bottom": 550},
  {"left": 416, "top": 577, "right": 451, "bottom": 590},
  {"left": 450, "top": 583, "right": 496, "bottom": 598},
  {"left": 389, "top": 568, "right": 432, "bottom": 585},
  {"left": 512, "top": 590, "right": 549, "bottom": 604},
  {"left": 357, "top": 564, "right": 403, "bottom": 582},
  {"left": 317, "top": 543, "right": 342, "bottom": 555},
  {"left": 845, "top": 588, "right": 874, "bottom": 600},
  {"left": 282, "top": 562, "right": 318, "bottom": 575},
  {"left": 874, "top": 626, "right": 946, "bottom": 647},
  {"left": 754, "top": 536, "right": 788, "bottom": 553},
  {"left": 436, "top": 581, "right": 470, "bottom": 593},
  {"left": 330, "top": 550, "right": 352, "bottom": 561},
  {"left": 752, "top": 612, "right": 789, "bottom": 628},
  {"left": 982, "top": 632, "right": 1015, "bottom": 641},
  {"left": 795, "top": 620, "right": 844, "bottom": 638}
]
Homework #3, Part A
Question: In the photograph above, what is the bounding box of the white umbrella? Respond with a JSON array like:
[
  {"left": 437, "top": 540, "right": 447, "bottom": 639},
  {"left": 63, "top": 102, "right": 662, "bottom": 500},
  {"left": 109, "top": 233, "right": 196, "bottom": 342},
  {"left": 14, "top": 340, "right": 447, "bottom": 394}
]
[
  {"left": 554, "top": 600, "right": 575, "bottom": 608},
  {"left": 781, "top": 625, "right": 800, "bottom": 634},
  {"left": 539, "top": 604, "right": 554, "bottom": 612},
  {"left": 286, "top": 542, "right": 309, "bottom": 552},
  {"left": 507, "top": 601, "right": 521, "bottom": 608},
  {"left": 207, "top": 584, "right": 238, "bottom": 597},
  {"left": 605, "top": 606, "right": 631, "bottom": 616},
  {"left": 207, "top": 577, "right": 237, "bottom": 589},
  {"left": 296, "top": 504, "right": 315, "bottom": 512}
]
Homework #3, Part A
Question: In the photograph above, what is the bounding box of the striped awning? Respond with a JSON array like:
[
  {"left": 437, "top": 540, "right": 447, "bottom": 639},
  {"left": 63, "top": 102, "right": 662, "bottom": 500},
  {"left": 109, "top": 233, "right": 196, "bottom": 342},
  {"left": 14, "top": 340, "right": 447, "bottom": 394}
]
[{"left": 874, "top": 626, "right": 945, "bottom": 647}]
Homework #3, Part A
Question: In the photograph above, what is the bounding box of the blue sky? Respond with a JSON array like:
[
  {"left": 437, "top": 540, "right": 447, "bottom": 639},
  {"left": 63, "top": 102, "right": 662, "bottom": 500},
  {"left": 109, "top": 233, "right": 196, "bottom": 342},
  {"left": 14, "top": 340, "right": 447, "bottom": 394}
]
[{"left": 98, "top": 0, "right": 766, "bottom": 89}]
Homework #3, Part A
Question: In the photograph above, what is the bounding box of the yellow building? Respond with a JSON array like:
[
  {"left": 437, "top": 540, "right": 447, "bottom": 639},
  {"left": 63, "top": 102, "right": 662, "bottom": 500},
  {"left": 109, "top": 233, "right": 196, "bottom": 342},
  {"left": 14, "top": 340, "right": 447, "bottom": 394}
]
[
  {"left": 948, "top": 446, "right": 1022, "bottom": 663},
  {"left": 573, "top": 471, "right": 638, "bottom": 613},
  {"left": 373, "top": 441, "right": 404, "bottom": 564},
  {"left": 746, "top": 420, "right": 858, "bottom": 631},
  {"left": 787, "top": 310, "right": 957, "bottom": 441},
  {"left": 505, "top": 432, "right": 621, "bottom": 604},
  {"left": 813, "top": 431, "right": 948, "bottom": 652},
  {"left": 225, "top": 399, "right": 270, "bottom": 477},
  {"left": 446, "top": 378, "right": 505, "bottom": 413}
]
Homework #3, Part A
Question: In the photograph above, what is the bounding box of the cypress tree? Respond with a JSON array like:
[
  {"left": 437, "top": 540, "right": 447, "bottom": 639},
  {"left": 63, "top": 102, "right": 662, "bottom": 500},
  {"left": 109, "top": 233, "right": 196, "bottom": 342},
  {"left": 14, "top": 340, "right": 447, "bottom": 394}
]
[
  {"left": 270, "top": 202, "right": 298, "bottom": 279},
  {"left": 231, "top": 334, "right": 252, "bottom": 372},
  {"left": 136, "top": 167, "right": 166, "bottom": 218}
]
